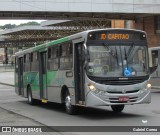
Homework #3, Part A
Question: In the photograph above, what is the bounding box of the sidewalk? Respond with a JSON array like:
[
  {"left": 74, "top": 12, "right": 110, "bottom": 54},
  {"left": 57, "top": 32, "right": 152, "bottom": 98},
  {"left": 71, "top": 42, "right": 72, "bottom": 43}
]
[
  {"left": 0, "top": 65, "right": 14, "bottom": 72},
  {"left": 0, "top": 71, "right": 14, "bottom": 86}
]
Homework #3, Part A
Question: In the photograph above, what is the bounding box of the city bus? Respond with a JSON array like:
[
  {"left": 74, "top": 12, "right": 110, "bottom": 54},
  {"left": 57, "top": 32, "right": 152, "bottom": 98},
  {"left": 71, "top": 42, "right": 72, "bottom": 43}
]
[{"left": 15, "top": 28, "right": 154, "bottom": 114}]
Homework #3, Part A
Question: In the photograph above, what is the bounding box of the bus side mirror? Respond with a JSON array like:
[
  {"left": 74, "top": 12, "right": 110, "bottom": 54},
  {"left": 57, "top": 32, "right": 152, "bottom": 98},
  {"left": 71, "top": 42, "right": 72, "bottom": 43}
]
[
  {"left": 148, "top": 48, "right": 159, "bottom": 74},
  {"left": 149, "top": 66, "right": 158, "bottom": 74}
]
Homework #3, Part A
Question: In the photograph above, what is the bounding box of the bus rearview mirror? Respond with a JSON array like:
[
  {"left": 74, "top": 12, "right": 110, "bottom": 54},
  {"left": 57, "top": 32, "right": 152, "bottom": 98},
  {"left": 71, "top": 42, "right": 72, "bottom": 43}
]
[{"left": 150, "top": 65, "right": 158, "bottom": 74}]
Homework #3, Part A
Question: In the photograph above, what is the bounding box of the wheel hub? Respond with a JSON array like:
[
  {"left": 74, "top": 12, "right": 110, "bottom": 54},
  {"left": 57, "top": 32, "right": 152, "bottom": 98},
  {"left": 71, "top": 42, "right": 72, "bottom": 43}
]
[
  {"left": 28, "top": 92, "right": 31, "bottom": 103},
  {"left": 65, "top": 95, "right": 71, "bottom": 110}
]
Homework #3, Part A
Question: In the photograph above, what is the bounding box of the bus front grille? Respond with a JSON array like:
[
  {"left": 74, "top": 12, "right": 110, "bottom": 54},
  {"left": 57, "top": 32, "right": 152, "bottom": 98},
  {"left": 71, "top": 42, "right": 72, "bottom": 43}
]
[
  {"left": 99, "top": 79, "right": 144, "bottom": 85},
  {"left": 88, "top": 76, "right": 149, "bottom": 85},
  {"left": 107, "top": 90, "right": 139, "bottom": 94}
]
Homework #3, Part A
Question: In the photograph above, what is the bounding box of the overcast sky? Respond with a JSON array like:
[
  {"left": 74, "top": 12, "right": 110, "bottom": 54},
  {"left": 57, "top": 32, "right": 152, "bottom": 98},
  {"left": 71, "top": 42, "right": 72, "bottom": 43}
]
[{"left": 0, "top": 20, "right": 45, "bottom": 25}]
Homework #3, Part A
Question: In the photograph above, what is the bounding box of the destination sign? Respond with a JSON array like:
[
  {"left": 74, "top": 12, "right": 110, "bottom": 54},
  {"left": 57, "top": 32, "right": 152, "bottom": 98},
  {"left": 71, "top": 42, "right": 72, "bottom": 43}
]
[
  {"left": 88, "top": 30, "right": 146, "bottom": 41},
  {"left": 101, "top": 34, "right": 129, "bottom": 40}
]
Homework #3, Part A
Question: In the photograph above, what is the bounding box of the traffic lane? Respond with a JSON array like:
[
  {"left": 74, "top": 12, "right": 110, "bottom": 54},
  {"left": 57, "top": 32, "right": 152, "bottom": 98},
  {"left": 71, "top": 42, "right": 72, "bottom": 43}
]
[
  {"left": 0, "top": 89, "right": 159, "bottom": 127},
  {"left": 0, "top": 108, "right": 68, "bottom": 135},
  {"left": 1, "top": 101, "right": 159, "bottom": 135}
]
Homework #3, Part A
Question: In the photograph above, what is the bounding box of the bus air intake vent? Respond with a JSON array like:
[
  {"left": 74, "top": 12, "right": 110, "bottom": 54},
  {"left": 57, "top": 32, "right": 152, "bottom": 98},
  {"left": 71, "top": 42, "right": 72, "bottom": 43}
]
[
  {"left": 107, "top": 90, "right": 139, "bottom": 94},
  {"left": 88, "top": 76, "right": 149, "bottom": 86}
]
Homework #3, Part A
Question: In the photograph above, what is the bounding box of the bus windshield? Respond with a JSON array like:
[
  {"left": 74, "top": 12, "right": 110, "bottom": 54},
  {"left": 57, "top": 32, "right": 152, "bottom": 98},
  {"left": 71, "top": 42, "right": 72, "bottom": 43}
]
[{"left": 86, "top": 43, "right": 149, "bottom": 78}]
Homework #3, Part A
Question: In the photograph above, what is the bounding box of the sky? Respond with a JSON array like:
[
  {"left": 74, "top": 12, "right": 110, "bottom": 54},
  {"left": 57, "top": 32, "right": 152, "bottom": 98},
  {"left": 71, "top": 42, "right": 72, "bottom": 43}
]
[{"left": 0, "top": 20, "right": 45, "bottom": 25}]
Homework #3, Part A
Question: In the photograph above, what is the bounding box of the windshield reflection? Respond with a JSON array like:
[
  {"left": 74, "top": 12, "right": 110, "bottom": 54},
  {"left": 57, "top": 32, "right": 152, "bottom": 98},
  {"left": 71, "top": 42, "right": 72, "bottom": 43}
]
[{"left": 86, "top": 43, "right": 148, "bottom": 78}]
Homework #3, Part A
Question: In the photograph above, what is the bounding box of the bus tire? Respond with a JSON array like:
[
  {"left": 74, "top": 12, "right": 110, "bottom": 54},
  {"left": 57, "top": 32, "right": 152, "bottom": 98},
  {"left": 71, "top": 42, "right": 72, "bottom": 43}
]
[
  {"left": 65, "top": 91, "right": 76, "bottom": 115},
  {"left": 111, "top": 105, "right": 124, "bottom": 113},
  {"left": 27, "top": 87, "right": 36, "bottom": 105}
]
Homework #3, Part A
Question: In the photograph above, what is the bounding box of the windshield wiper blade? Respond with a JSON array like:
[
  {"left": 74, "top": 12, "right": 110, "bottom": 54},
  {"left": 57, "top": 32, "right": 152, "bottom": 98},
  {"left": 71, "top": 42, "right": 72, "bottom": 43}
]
[
  {"left": 124, "top": 47, "right": 128, "bottom": 68},
  {"left": 127, "top": 43, "right": 135, "bottom": 61},
  {"left": 115, "top": 46, "right": 119, "bottom": 68},
  {"left": 102, "top": 43, "right": 117, "bottom": 59}
]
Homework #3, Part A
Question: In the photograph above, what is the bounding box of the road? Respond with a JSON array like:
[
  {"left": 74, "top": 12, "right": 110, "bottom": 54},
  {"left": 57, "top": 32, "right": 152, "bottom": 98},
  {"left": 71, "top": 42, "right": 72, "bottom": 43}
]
[{"left": 0, "top": 72, "right": 160, "bottom": 135}]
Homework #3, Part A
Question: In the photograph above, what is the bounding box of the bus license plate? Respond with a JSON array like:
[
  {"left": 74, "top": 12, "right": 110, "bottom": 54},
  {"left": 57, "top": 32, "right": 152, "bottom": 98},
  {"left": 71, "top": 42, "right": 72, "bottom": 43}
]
[{"left": 119, "top": 96, "right": 129, "bottom": 102}]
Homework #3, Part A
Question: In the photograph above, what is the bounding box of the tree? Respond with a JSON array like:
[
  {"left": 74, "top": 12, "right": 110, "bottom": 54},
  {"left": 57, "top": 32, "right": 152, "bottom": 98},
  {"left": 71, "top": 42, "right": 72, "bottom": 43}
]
[
  {"left": 19, "top": 21, "right": 40, "bottom": 26},
  {"left": 0, "top": 21, "right": 40, "bottom": 30},
  {"left": 1, "top": 24, "right": 16, "bottom": 29}
]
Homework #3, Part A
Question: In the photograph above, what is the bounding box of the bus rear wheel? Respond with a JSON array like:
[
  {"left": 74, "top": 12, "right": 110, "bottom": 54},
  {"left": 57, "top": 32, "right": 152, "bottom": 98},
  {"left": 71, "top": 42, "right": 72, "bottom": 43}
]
[
  {"left": 65, "top": 91, "right": 76, "bottom": 115},
  {"left": 111, "top": 105, "right": 125, "bottom": 113}
]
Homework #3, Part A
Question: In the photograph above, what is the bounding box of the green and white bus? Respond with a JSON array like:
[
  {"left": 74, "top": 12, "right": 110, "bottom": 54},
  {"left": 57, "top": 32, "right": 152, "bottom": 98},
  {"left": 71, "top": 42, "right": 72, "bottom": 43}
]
[{"left": 15, "top": 29, "right": 153, "bottom": 114}]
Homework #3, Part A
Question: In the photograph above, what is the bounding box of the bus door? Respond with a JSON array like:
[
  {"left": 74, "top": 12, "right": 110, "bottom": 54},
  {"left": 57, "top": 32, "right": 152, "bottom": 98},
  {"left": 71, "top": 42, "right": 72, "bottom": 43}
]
[
  {"left": 39, "top": 51, "right": 47, "bottom": 100},
  {"left": 74, "top": 43, "right": 85, "bottom": 104},
  {"left": 18, "top": 57, "right": 23, "bottom": 95}
]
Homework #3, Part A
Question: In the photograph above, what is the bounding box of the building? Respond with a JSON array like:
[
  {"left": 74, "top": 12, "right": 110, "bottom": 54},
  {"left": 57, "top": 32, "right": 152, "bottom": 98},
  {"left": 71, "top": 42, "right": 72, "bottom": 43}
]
[
  {"left": 111, "top": 16, "right": 160, "bottom": 48},
  {"left": 135, "top": 16, "right": 160, "bottom": 48}
]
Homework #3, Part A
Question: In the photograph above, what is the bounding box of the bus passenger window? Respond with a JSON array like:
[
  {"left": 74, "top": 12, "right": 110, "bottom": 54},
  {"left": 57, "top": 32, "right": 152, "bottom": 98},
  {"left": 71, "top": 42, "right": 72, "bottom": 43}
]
[
  {"left": 48, "top": 48, "right": 51, "bottom": 59},
  {"left": 59, "top": 45, "right": 62, "bottom": 56},
  {"left": 48, "top": 46, "right": 59, "bottom": 71},
  {"left": 30, "top": 53, "right": 33, "bottom": 62},
  {"left": 24, "top": 55, "right": 26, "bottom": 63},
  {"left": 69, "top": 43, "right": 73, "bottom": 55},
  {"left": 60, "top": 42, "right": 73, "bottom": 70},
  {"left": 31, "top": 52, "right": 39, "bottom": 71}
]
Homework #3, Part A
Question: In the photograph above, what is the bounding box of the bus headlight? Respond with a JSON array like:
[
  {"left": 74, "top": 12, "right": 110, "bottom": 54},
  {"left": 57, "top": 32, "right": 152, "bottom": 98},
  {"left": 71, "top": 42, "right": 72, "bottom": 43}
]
[
  {"left": 88, "top": 84, "right": 96, "bottom": 91},
  {"left": 146, "top": 83, "right": 151, "bottom": 89}
]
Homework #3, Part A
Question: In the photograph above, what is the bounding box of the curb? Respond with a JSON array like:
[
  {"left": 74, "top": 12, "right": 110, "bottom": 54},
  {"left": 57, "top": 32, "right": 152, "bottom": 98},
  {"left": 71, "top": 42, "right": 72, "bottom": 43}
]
[{"left": 0, "top": 82, "right": 14, "bottom": 87}]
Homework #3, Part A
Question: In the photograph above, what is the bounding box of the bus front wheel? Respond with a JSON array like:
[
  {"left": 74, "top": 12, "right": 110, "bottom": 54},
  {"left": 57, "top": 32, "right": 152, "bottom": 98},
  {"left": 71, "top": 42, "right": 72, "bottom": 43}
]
[
  {"left": 65, "top": 91, "right": 76, "bottom": 115},
  {"left": 111, "top": 105, "right": 125, "bottom": 113},
  {"left": 27, "top": 87, "right": 36, "bottom": 105}
]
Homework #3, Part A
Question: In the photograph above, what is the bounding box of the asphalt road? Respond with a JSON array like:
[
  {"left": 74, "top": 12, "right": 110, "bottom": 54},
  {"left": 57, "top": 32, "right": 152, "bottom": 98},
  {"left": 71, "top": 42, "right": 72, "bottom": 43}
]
[{"left": 0, "top": 72, "right": 160, "bottom": 135}]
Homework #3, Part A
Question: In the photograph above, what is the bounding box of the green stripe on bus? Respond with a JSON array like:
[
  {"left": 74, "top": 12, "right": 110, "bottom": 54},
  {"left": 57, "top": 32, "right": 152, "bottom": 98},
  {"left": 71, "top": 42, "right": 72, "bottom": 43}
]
[
  {"left": 47, "top": 37, "right": 70, "bottom": 47},
  {"left": 32, "top": 37, "right": 69, "bottom": 51}
]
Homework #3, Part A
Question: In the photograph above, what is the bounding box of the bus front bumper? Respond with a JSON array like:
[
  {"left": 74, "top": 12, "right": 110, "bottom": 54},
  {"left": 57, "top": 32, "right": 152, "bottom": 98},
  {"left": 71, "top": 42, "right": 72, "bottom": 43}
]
[{"left": 86, "top": 89, "right": 151, "bottom": 107}]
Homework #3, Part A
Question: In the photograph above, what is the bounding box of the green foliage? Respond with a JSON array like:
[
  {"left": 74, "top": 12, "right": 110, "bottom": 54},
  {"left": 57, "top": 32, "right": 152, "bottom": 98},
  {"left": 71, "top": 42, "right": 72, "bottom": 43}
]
[
  {"left": 19, "top": 21, "right": 40, "bottom": 26},
  {"left": 8, "top": 48, "right": 13, "bottom": 55},
  {"left": 0, "top": 21, "right": 40, "bottom": 30},
  {"left": 0, "top": 24, "right": 16, "bottom": 29}
]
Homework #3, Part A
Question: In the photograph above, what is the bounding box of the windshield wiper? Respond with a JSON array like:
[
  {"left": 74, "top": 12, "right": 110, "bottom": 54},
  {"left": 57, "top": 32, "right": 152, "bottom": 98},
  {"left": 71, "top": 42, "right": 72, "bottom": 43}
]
[
  {"left": 102, "top": 43, "right": 118, "bottom": 59},
  {"left": 126, "top": 43, "right": 135, "bottom": 62},
  {"left": 115, "top": 46, "right": 119, "bottom": 68},
  {"left": 124, "top": 47, "right": 128, "bottom": 68}
]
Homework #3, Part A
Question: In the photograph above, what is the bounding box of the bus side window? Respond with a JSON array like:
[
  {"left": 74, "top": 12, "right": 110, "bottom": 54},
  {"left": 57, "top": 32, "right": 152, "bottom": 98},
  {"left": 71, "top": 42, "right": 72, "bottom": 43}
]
[
  {"left": 36, "top": 52, "right": 39, "bottom": 60},
  {"left": 59, "top": 45, "right": 62, "bottom": 56},
  {"left": 25, "top": 54, "right": 30, "bottom": 72},
  {"left": 69, "top": 43, "right": 73, "bottom": 55},
  {"left": 23, "top": 55, "right": 26, "bottom": 72},
  {"left": 48, "top": 48, "right": 51, "bottom": 59},
  {"left": 48, "top": 46, "right": 59, "bottom": 70},
  {"left": 59, "top": 42, "right": 73, "bottom": 70},
  {"left": 30, "top": 53, "right": 33, "bottom": 62},
  {"left": 24, "top": 55, "right": 26, "bottom": 63},
  {"left": 31, "top": 52, "right": 38, "bottom": 71},
  {"left": 15, "top": 57, "right": 18, "bottom": 73}
]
